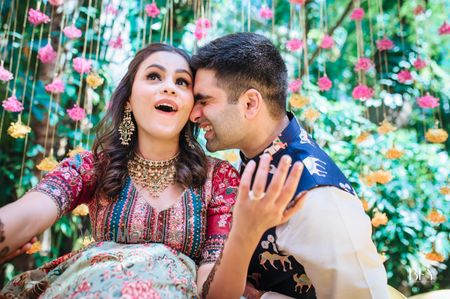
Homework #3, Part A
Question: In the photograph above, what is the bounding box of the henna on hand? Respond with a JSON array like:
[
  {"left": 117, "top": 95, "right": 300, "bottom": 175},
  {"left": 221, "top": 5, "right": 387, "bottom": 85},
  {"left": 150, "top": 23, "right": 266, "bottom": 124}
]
[
  {"left": 201, "top": 249, "right": 224, "bottom": 299},
  {"left": 0, "top": 218, "right": 10, "bottom": 258}
]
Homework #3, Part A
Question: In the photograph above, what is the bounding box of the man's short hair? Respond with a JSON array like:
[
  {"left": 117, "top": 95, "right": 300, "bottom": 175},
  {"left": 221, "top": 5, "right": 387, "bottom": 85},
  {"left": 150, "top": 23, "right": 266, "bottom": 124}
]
[{"left": 191, "top": 32, "right": 287, "bottom": 119}]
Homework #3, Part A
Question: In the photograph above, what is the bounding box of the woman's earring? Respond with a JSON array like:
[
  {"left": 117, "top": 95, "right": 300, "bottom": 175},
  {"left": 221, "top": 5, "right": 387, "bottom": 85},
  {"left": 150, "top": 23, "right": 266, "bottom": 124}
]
[
  {"left": 119, "top": 106, "right": 135, "bottom": 145},
  {"left": 185, "top": 130, "right": 196, "bottom": 149}
]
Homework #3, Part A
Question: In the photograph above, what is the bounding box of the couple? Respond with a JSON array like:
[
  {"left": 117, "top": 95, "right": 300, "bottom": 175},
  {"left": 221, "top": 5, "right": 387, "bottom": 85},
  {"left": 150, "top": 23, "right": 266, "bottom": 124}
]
[{"left": 0, "top": 33, "right": 388, "bottom": 298}]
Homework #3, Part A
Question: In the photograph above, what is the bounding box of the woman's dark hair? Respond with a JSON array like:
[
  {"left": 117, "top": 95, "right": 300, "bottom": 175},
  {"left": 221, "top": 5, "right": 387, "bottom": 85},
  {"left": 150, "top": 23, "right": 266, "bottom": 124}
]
[{"left": 92, "top": 43, "right": 207, "bottom": 200}]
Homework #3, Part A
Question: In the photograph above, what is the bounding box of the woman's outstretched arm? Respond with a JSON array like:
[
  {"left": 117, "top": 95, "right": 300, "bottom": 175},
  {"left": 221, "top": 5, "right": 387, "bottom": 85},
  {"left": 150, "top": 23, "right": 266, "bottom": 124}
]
[
  {"left": 197, "top": 154, "right": 304, "bottom": 299},
  {"left": 0, "top": 192, "right": 58, "bottom": 262}
]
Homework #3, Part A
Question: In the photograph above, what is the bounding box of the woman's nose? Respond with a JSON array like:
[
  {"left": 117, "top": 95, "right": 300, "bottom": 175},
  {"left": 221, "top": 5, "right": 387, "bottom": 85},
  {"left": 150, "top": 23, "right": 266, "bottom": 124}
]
[{"left": 161, "top": 87, "right": 176, "bottom": 95}]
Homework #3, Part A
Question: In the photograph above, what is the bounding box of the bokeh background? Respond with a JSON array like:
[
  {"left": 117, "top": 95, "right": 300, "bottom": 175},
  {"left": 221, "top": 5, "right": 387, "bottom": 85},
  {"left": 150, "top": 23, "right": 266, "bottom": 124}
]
[{"left": 0, "top": 0, "right": 449, "bottom": 295}]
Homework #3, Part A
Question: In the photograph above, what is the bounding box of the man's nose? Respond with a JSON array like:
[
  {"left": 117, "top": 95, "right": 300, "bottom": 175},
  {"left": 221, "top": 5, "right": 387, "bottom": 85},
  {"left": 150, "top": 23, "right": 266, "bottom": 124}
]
[{"left": 190, "top": 103, "right": 202, "bottom": 123}]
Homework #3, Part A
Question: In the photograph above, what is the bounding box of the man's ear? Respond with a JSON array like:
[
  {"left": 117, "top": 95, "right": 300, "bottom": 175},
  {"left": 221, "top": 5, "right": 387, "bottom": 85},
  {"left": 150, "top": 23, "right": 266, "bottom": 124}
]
[{"left": 242, "top": 88, "right": 263, "bottom": 119}]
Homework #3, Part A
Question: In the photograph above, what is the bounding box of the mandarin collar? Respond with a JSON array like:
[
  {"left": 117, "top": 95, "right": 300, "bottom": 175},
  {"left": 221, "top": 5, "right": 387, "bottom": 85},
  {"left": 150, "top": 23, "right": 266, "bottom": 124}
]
[{"left": 239, "top": 112, "right": 300, "bottom": 165}]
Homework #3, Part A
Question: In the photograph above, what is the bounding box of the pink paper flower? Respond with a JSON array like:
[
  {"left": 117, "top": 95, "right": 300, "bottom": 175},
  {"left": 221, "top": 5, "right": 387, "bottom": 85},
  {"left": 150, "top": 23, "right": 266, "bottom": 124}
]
[
  {"left": 63, "top": 24, "right": 82, "bottom": 39},
  {"left": 288, "top": 79, "right": 303, "bottom": 93},
  {"left": 195, "top": 18, "right": 211, "bottom": 29},
  {"left": 108, "top": 36, "right": 123, "bottom": 49},
  {"left": 145, "top": 3, "right": 160, "bottom": 18},
  {"left": 28, "top": 8, "right": 50, "bottom": 26},
  {"left": 0, "top": 66, "right": 13, "bottom": 82},
  {"left": 289, "top": 0, "right": 306, "bottom": 4},
  {"left": 352, "top": 84, "right": 374, "bottom": 100},
  {"left": 67, "top": 105, "right": 86, "bottom": 121},
  {"left": 106, "top": 4, "right": 119, "bottom": 16},
  {"left": 417, "top": 94, "right": 439, "bottom": 108},
  {"left": 45, "top": 78, "right": 65, "bottom": 94},
  {"left": 350, "top": 8, "right": 365, "bottom": 21},
  {"left": 286, "top": 38, "right": 304, "bottom": 52},
  {"left": 413, "top": 58, "right": 427, "bottom": 70},
  {"left": 320, "top": 35, "right": 334, "bottom": 49},
  {"left": 414, "top": 5, "right": 425, "bottom": 16},
  {"left": 259, "top": 7, "right": 273, "bottom": 20},
  {"left": 194, "top": 27, "right": 208, "bottom": 40},
  {"left": 438, "top": 22, "right": 450, "bottom": 35},
  {"left": 2, "top": 95, "right": 23, "bottom": 112},
  {"left": 73, "top": 57, "right": 92, "bottom": 74},
  {"left": 354, "top": 57, "right": 373, "bottom": 72},
  {"left": 318, "top": 75, "right": 332, "bottom": 91},
  {"left": 37, "top": 44, "right": 57, "bottom": 64},
  {"left": 376, "top": 37, "right": 394, "bottom": 51},
  {"left": 397, "top": 70, "right": 412, "bottom": 83},
  {"left": 48, "top": 0, "right": 64, "bottom": 6}
]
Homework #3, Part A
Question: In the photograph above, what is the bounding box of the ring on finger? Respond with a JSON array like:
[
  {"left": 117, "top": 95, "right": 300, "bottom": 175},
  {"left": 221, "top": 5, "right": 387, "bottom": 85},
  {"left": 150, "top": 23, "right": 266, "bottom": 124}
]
[{"left": 249, "top": 190, "right": 266, "bottom": 201}]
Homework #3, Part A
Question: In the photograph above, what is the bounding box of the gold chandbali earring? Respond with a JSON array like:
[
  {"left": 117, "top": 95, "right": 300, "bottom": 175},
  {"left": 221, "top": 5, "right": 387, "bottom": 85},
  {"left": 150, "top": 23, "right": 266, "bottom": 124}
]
[
  {"left": 127, "top": 153, "right": 180, "bottom": 198},
  {"left": 119, "top": 106, "right": 135, "bottom": 145}
]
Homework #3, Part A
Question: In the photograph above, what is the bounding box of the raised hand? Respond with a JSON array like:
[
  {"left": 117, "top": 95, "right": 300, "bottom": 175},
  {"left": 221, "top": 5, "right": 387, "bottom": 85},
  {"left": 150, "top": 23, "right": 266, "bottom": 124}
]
[{"left": 232, "top": 153, "right": 304, "bottom": 239}]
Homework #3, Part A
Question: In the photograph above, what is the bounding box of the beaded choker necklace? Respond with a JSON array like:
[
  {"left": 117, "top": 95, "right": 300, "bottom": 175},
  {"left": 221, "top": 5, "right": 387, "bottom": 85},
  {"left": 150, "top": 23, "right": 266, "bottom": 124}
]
[{"left": 127, "top": 153, "right": 179, "bottom": 198}]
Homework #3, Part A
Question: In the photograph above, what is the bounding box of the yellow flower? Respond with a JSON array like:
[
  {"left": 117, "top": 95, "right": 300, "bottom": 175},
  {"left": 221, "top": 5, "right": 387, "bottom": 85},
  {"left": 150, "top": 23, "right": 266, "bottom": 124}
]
[
  {"left": 360, "top": 173, "right": 376, "bottom": 187},
  {"left": 72, "top": 204, "right": 89, "bottom": 216},
  {"left": 363, "top": 170, "right": 393, "bottom": 186},
  {"left": 440, "top": 186, "right": 450, "bottom": 195},
  {"left": 67, "top": 146, "right": 86, "bottom": 157},
  {"left": 377, "top": 120, "right": 396, "bottom": 135},
  {"left": 36, "top": 156, "right": 59, "bottom": 172},
  {"left": 360, "top": 198, "right": 369, "bottom": 211},
  {"left": 26, "top": 241, "right": 41, "bottom": 254},
  {"left": 304, "top": 108, "right": 320, "bottom": 122},
  {"left": 384, "top": 147, "right": 404, "bottom": 159},
  {"left": 82, "top": 236, "right": 95, "bottom": 247},
  {"left": 289, "top": 94, "right": 310, "bottom": 109},
  {"left": 356, "top": 131, "right": 371, "bottom": 144},
  {"left": 425, "top": 128, "right": 448, "bottom": 144},
  {"left": 425, "top": 250, "right": 445, "bottom": 262},
  {"left": 372, "top": 170, "right": 393, "bottom": 184},
  {"left": 426, "top": 208, "right": 446, "bottom": 224},
  {"left": 222, "top": 151, "right": 239, "bottom": 164},
  {"left": 7, "top": 120, "right": 31, "bottom": 138},
  {"left": 371, "top": 211, "right": 388, "bottom": 227},
  {"left": 86, "top": 73, "right": 104, "bottom": 89}
]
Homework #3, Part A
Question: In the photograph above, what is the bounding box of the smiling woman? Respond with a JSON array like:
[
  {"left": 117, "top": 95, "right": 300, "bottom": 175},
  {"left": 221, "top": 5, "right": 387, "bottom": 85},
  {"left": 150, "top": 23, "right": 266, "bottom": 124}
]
[{"left": 0, "top": 43, "right": 240, "bottom": 298}]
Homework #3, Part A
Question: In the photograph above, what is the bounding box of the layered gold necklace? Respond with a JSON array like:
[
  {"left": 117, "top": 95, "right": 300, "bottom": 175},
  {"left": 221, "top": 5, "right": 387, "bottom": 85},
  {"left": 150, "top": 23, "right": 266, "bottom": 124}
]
[{"left": 127, "top": 153, "right": 179, "bottom": 198}]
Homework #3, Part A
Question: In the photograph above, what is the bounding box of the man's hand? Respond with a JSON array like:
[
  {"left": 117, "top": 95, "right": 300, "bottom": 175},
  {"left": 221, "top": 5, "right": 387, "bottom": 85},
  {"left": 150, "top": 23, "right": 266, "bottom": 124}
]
[
  {"left": 243, "top": 282, "right": 264, "bottom": 299},
  {"left": 0, "top": 236, "right": 38, "bottom": 264},
  {"left": 232, "top": 154, "right": 304, "bottom": 240}
]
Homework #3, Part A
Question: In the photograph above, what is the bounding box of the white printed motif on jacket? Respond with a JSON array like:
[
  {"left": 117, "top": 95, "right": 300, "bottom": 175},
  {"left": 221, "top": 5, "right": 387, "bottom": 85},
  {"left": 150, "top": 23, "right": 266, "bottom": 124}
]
[{"left": 302, "top": 156, "right": 327, "bottom": 177}]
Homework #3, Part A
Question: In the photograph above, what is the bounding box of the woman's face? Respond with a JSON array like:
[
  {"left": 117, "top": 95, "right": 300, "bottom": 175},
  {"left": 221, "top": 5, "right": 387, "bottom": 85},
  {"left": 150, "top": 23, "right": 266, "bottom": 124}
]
[{"left": 128, "top": 51, "right": 194, "bottom": 142}]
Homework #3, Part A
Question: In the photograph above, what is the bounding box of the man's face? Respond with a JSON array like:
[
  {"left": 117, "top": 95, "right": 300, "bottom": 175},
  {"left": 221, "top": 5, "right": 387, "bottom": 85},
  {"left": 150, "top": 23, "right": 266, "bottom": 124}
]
[{"left": 190, "top": 69, "right": 246, "bottom": 152}]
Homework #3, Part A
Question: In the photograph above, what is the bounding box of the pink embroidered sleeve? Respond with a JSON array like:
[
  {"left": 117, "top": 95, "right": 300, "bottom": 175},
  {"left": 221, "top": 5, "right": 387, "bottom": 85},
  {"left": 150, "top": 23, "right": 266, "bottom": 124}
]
[
  {"left": 30, "top": 151, "right": 97, "bottom": 218},
  {"left": 200, "top": 160, "right": 240, "bottom": 265}
]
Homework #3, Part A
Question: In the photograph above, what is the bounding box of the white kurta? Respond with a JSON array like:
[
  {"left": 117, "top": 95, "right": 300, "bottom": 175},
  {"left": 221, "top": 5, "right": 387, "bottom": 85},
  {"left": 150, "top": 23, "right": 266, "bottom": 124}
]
[{"left": 262, "top": 186, "right": 389, "bottom": 299}]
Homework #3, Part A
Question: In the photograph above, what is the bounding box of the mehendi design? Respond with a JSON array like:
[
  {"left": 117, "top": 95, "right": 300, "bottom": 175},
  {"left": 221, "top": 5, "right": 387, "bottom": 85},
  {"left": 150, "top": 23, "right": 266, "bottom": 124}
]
[
  {"left": 0, "top": 218, "right": 5, "bottom": 243},
  {"left": 0, "top": 218, "right": 10, "bottom": 258},
  {"left": 201, "top": 249, "right": 224, "bottom": 299}
]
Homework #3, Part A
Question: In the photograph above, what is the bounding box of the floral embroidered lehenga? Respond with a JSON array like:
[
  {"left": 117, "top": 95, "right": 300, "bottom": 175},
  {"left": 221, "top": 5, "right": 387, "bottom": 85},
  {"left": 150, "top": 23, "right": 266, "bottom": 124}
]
[{"left": 1, "top": 151, "right": 239, "bottom": 298}]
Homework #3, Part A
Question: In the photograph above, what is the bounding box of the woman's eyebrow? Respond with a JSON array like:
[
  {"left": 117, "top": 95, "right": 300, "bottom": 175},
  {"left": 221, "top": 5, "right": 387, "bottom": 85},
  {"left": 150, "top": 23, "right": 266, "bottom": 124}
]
[
  {"left": 145, "top": 64, "right": 192, "bottom": 79},
  {"left": 145, "top": 64, "right": 165, "bottom": 71},
  {"left": 177, "top": 69, "right": 193, "bottom": 79}
]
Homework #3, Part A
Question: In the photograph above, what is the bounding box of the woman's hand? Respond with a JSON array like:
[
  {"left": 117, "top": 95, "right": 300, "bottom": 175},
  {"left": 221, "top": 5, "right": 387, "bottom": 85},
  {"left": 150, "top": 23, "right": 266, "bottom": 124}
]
[
  {"left": 232, "top": 154, "right": 304, "bottom": 241},
  {"left": 0, "top": 236, "right": 38, "bottom": 264}
]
